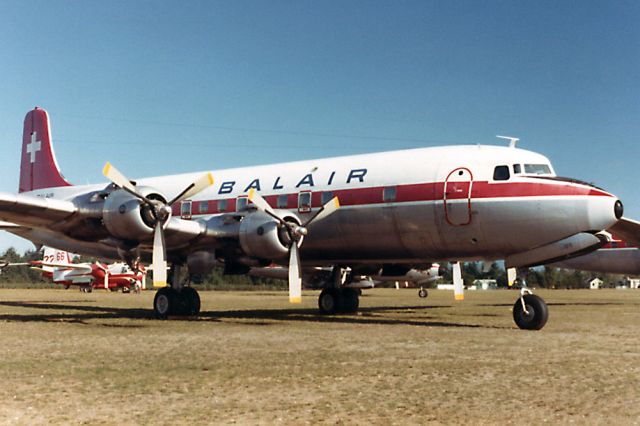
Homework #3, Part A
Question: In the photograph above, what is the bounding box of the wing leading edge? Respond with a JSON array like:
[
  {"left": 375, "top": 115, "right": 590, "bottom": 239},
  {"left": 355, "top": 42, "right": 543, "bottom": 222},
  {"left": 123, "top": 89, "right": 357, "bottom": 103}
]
[{"left": 0, "top": 192, "right": 76, "bottom": 229}]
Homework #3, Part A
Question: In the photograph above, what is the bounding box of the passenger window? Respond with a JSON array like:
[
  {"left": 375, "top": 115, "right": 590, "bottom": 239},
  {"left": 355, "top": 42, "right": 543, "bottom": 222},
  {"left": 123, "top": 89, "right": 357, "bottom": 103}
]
[
  {"left": 198, "top": 200, "right": 208, "bottom": 214},
  {"left": 513, "top": 164, "right": 521, "bottom": 174},
  {"left": 180, "top": 201, "right": 192, "bottom": 219},
  {"left": 321, "top": 191, "right": 334, "bottom": 205},
  {"left": 383, "top": 187, "right": 397, "bottom": 202},
  {"left": 217, "top": 199, "right": 227, "bottom": 213},
  {"left": 493, "top": 165, "right": 510, "bottom": 181},
  {"left": 298, "top": 192, "right": 312, "bottom": 213},
  {"left": 277, "top": 194, "right": 288, "bottom": 209},
  {"left": 236, "top": 196, "right": 248, "bottom": 212}
]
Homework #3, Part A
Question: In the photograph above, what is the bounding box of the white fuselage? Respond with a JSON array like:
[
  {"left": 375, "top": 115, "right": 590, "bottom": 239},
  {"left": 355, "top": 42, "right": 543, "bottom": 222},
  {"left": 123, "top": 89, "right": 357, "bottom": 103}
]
[{"left": 15, "top": 144, "right": 620, "bottom": 266}]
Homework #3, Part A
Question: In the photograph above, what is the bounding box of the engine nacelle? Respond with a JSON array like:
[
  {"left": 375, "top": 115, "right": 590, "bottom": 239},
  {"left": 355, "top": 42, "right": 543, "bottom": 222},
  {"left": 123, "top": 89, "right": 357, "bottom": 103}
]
[
  {"left": 239, "top": 211, "right": 299, "bottom": 261},
  {"left": 102, "top": 187, "right": 167, "bottom": 241}
]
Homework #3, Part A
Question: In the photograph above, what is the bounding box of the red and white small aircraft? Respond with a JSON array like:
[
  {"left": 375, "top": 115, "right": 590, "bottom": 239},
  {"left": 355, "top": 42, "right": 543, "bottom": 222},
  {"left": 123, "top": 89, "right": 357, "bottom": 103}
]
[
  {"left": 0, "top": 107, "right": 633, "bottom": 329},
  {"left": 2, "top": 246, "right": 146, "bottom": 292}
]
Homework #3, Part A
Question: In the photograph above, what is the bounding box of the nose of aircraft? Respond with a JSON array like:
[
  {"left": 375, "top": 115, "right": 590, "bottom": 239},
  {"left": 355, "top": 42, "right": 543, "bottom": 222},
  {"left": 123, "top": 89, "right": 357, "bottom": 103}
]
[
  {"left": 586, "top": 193, "right": 622, "bottom": 232},
  {"left": 614, "top": 199, "right": 624, "bottom": 219}
]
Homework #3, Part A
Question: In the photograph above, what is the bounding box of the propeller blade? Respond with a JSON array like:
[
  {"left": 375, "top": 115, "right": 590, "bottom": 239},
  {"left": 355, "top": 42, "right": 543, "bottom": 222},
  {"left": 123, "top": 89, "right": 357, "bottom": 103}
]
[
  {"left": 452, "top": 261, "right": 464, "bottom": 301},
  {"left": 152, "top": 225, "right": 168, "bottom": 288},
  {"left": 507, "top": 267, "right": 517, "bottom": 287},
  {"left": 103, "top": 162, "right": 155, "bottom": 205},
  {"left": 104, "top": 272, "right": 109, "bottom": 289},
  {"left": 288, "top": 243, "right": 302, "bottom": 304},
  {"left": 103, "top": 162, "right": 139, "bottom": 195},
  {"left": 304, "top": 196, "right": 340, "bottom": 226},
  {"left": 168, "top": 172, "right": 215, "bottom": 206},
  {"left": 247, "top": 189, "right": 284, "bottom": 223}
]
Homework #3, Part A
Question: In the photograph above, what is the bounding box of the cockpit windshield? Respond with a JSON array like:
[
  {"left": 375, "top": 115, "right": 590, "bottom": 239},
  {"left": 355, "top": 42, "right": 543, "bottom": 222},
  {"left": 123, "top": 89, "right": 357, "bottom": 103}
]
[
  {"left": 512, "top": 163, "right": 553, "bottom": 176},
  {"left": 523, "top": 164, "right": 552, "bottom": 175}
]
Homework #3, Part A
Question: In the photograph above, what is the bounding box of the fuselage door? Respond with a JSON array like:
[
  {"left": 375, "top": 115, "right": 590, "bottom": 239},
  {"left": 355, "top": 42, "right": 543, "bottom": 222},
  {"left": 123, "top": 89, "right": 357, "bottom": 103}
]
[{"left": 443, "top": 167, "right": 473, "bottom": 226}]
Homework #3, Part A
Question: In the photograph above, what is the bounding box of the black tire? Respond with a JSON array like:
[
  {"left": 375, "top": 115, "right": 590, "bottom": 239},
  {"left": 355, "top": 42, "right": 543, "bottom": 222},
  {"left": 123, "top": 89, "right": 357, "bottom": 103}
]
[
  {"left": 418, "top": 288, "right": 428, "bottom": 298},
  {"left": 181, "top": 287, "right": 201, "bottom": 316},
  {"left": 154, "top": 287, "right": 176, "bottom": 319},
  {"left": 341, "top": 288, "right": 360, "bottom": 313},
  {"left": 318, "top": 288, "right": 342, "bottom": 314},
  {"left": 513, "top": 294, "right": 549, "bottom": 330}
]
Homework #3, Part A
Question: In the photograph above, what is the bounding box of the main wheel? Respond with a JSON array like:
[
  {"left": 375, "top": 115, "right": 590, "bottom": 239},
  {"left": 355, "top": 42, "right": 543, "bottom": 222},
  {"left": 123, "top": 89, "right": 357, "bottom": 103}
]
[
  {"left": 318, "top": 288, "right": 342, "bottom": 314},
  {"left": 513, "top": 294, "right": 549, "bottom": 330},
  {"left": 181, "top": 287, "right": 201, "bottom": 316},
  {"left": 418, "top": 288, "right": 428, "bottom": 298},
  {"left": 341, "top": 288, "right": 360, "bottom": 313},
  {"left": 154, "top": 287, "right": 176, "bottom": 319}
]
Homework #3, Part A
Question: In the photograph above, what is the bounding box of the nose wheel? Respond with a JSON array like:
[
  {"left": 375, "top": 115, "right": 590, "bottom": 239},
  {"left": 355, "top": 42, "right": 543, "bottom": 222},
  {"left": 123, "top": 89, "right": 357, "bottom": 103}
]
[{"left": 512, "top": 289, "right": 548, "bottom": 330}]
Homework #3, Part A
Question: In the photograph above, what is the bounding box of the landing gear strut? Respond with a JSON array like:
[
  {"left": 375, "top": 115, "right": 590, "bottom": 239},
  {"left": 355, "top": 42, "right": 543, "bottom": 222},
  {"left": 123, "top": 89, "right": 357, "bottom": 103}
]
[
  {"left": 512, "top": 288, "right": 548, "bottom": 330},
  {"left": 152, "top": 264, "right": 201, "bottom": 319}
]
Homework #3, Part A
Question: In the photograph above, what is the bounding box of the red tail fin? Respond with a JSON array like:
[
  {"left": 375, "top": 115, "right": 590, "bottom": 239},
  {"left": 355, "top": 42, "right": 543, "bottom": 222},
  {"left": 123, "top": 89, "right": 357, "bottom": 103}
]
[{"left": 19, "top": 107, "right": 72, "bottom": 192}]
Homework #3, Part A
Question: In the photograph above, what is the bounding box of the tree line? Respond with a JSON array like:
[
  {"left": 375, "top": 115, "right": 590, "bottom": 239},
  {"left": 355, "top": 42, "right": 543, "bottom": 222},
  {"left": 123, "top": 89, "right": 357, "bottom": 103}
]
[{"left": 0, "top": 248, "right": 625, "bottom": 289}]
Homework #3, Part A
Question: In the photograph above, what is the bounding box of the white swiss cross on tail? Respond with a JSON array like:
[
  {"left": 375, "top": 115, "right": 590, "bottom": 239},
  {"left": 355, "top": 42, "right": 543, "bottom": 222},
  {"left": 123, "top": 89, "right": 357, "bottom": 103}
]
[{"left": 27, "top": 132, "right": 42, "bottom": 163}]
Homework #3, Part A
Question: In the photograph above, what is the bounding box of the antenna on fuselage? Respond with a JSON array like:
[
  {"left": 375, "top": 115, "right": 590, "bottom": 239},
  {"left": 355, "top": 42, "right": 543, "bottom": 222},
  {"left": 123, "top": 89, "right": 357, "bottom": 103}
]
[{"left": 496, "top": 135, "right": 519, "bottom": 148}]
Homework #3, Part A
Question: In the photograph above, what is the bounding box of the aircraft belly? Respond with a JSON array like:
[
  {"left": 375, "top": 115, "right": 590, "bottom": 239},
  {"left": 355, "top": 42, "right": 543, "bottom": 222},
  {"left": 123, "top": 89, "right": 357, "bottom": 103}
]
[{"left": 474, "top": 197, "right": 593, "bottom": 253}]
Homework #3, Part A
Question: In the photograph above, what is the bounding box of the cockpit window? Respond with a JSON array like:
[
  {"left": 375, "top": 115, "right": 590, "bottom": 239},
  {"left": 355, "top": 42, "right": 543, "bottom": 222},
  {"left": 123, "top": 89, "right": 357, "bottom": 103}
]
[
  {"left": 513, "top": 164, "right": 522, "bottom": 174},
  {"left": 524, "top": 164, "right": 552, "bottom": 175},
  {"left": 493, "top": 165, "right": 510, "bottom": 181}
]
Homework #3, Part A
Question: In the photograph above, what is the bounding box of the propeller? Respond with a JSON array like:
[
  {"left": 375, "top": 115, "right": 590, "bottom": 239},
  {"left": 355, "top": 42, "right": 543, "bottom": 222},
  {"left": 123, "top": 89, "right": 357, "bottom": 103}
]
[
  {"left": 452, "top": 261, "right": 464, "bottom": 301},
  {"left": 248, "top": 189, "right": 340, "bottom": 303},
  {"left": 103, "top": 162, "right": 214, "bottom": 287}
]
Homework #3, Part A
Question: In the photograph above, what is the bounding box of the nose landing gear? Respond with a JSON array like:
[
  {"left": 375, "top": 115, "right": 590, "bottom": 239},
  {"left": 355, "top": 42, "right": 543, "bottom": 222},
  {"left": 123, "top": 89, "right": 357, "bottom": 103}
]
[{"left": 513, "top": 288, "right": 548, "bottom": 330}]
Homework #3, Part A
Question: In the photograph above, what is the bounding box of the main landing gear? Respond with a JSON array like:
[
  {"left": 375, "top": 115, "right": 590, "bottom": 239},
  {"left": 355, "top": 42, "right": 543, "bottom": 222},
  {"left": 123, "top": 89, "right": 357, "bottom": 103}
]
[
  {"left": 318, "top": 287, "right": 360, "bottom": 314},
  {"left": 512, "top": 288, "right": 548, "bottom": 330},
  {"left": 317, "top": 267, "right": 361, "bottom": 314},
  {"left": 152, "top": 264, "right": 201, "bottom": 319},
  {"left": 153, "top": 287, "right": 201, "bottom": 319}
]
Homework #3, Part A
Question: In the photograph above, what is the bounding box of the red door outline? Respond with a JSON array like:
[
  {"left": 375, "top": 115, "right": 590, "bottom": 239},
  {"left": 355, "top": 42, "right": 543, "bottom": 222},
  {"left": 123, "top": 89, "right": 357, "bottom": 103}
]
[{"left": 443, "top": 167, "right": 473, "bottom": 226}]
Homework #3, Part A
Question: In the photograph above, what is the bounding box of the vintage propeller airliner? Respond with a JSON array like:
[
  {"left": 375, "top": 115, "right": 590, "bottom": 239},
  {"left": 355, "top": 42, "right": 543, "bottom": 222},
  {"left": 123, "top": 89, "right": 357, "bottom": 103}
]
[{"left": 0, "top": 107, "right": 630, "bottom": 329}]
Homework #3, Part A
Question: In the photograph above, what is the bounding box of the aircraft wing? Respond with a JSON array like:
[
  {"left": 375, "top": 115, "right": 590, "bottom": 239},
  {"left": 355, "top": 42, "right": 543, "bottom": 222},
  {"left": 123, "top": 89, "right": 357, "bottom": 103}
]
[
  {"left": 608, "top": 217, "right": 640, "bottom": 247},
  {"left": 0, "top": 192, "right": 76, "bottom": 228},
  {"left": 36, "top": 262, "right": 93, "bottom": 273}
]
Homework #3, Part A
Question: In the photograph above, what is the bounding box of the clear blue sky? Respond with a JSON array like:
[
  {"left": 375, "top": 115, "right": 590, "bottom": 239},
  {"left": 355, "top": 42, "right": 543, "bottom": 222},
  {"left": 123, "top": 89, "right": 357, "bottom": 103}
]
[{"left": 0, "top": 0, "right": 638, "bottom": 252}]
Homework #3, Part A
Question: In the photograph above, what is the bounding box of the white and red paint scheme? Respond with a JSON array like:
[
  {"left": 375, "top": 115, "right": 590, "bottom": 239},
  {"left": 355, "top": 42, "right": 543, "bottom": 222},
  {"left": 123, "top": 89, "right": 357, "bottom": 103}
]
[
  {"left": 0, "top": 107, "right": 629, "bottom": 328},
  {"left": 32, "top": 247, "right": 145, "bottom": 292}
]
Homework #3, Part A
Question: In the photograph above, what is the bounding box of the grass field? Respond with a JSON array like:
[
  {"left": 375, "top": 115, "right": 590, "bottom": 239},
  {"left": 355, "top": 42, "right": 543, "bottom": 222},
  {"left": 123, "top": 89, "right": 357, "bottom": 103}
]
[{"left": 0, "top": 288, "right": 638, "bottom": 425}]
